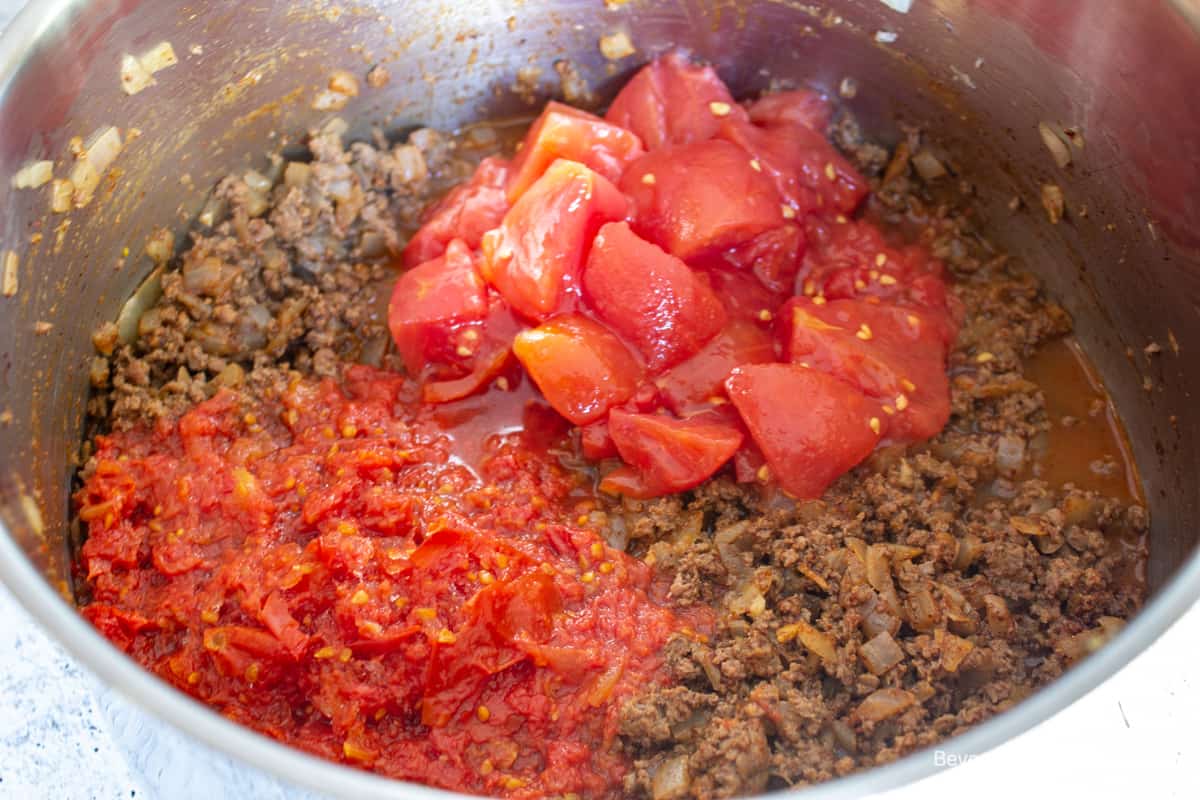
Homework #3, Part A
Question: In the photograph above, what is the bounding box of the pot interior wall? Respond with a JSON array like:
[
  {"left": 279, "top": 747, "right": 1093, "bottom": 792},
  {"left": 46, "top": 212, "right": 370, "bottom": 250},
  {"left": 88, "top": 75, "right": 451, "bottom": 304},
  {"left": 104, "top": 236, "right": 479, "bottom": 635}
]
[{"left": 0, "top": 0, "right": 1197, "bottom": 606}]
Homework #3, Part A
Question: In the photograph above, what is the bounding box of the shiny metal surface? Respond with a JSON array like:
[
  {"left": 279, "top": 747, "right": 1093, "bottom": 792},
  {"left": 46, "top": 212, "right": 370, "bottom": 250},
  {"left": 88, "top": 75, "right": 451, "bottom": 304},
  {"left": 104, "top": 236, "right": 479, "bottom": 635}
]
[{"left": 0, "top": 0, "right": 1198, "bottom": 797}]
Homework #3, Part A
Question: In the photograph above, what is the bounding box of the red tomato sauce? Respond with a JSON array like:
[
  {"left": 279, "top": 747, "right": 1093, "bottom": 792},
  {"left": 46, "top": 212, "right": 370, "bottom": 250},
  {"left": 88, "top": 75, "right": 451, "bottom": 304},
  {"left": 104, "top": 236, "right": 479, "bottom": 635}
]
[{"left": 77, "top": 366, "right": 700, "bottom": 798}]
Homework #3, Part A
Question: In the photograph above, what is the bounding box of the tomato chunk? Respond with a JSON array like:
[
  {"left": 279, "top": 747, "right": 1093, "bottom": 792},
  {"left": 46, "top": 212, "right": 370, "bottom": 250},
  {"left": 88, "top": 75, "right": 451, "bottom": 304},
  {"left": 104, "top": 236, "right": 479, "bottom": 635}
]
[
  {"left": 606, "top": 409, "right": 743, "bottom": 495},
  {"left": 481, "top": 160, "right": 627, "bottom": 319},
  {"left": 747, "top": 89, "right": 832, "bottom": 132},
  {"left": 621, "top": 140, "right": 783, "bottom": 261},
  {"left": 388, "top": 239, "right": 489, "bottom": 377},
  {"left": 605, "top": 51, "right": 742, "bottom": 151},
  {"left": 403, "top": 157, "right": 510, "bottom": 268},
  {"left": 780, "top": 297, "right": 953, "bottom": 442},
  {"left": 583, "top": 221, "right": 727, "bottom": 371},
  {"left": 579, "top": 419, "right": 618, "bottom": 460},
  {"left": 700, "top": 266, "right": 787, "bottom": 323},
  {"left": 512, "top": 314, "right": 641, "bottom": 424},
  {"left": 718, "top": 117, "right": 867, "bottom": 216},
  {"left": 726, "top": 363, "right": 885, "bottom": 498},
  {"left": 798, "top": 217, "right": 960, "bottom": 339},
  {"left": 714, "top": 223, "right": 806, "bottom": 294},
  {"left": 507, "top": 102, "right": 645, "bottom": 202},
  {"left": 657, "top": 319, "right": 776, "bottom": 413}
]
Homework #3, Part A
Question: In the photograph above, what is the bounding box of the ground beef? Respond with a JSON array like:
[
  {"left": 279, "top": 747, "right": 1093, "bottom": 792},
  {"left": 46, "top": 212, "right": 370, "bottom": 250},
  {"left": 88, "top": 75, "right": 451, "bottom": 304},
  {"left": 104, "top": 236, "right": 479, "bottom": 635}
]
[
  {"left": 80, "top": 105, "right": 1147, "bottom": 799},
  {"left": 84, "top": 122, "right": 492, "bottom": 438}
]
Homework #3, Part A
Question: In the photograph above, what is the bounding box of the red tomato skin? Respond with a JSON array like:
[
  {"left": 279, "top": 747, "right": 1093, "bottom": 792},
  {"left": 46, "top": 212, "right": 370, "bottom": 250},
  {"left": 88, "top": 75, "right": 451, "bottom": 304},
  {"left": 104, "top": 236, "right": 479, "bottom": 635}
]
[
  {"left": 607, "top": 409, "right": 743, "bottom": 495},
  {"left": 779, "top": 297, "right": 954, "bottom": 443},
  {"left": 725, "top": 363, "right": 884, "bottom": 499},
  {"left": 700, "top": 266, "right": 788, "bottom": 324},
  {"left": 657, "top": 319, "right": 776, "bottom": 414},
  {"left": 717, "top": 117, "right": 867, "bottom": 216},
  {"left": 387, "top": 239, "right": 489, "bottom": 377},
  {"left": 713, "top": 223, "right": 806, "bottom": 294},
  {"left": 507, "top": 102, "right": 645, "bottom": 202},
  {"left": 579, "top": 419, "right": 618, "bottom": 459},
  {"left": 512, "top": 314, "right": 642, "bottom": 425},
  {"left": 621, "top": 140, "right": 784, "bottom": 262},
  {"left": 597, "top": 464, "right": 658, "bottom": 499},
  {"left": 604, "top": 51, "right": 742, "bottom": 151},
  {"left": 746, "top": 89, "right": 832, "bottom": 132},
  {"left": 481, "top": 160, "right": 627, "bottom": 320},
  {"left": 798, "top": 217, "right": 961, "bottom": 339},
  {"left": 403, "top": 157, "right": 510, "bottom": 268},
  {"left": 583, "top": 221, "right": 727, "bottom": 371}
]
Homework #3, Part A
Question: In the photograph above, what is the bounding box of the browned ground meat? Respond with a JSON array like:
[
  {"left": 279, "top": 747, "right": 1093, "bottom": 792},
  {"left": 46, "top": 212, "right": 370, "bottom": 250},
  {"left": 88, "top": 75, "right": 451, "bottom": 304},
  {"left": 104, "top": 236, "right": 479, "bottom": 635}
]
[
  {"left": 84, "top": 121, "right": 492, "bottom": 439},
  {"left": 81, "top": 106, "right": 1147, "bottom": 799}
]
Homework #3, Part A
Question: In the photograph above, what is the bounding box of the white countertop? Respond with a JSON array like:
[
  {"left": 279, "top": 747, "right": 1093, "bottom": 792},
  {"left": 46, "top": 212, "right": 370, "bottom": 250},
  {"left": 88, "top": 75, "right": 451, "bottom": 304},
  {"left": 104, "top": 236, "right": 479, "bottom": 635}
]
[{"left": 0, "top": 0, "right": 1196, "bottom": 797}]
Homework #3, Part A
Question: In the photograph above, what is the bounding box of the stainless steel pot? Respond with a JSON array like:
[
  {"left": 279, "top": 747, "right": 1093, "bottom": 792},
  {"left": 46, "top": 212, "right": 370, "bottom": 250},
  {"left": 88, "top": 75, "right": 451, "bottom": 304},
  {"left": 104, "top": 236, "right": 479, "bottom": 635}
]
[{"left": 1, "top": 1, "right": 1198, "bottom": 797}]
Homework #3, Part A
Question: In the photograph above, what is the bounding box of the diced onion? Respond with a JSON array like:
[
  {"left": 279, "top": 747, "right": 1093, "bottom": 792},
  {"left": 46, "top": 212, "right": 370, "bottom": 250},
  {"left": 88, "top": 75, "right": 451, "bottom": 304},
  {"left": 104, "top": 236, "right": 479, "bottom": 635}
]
[
  {"left": 116, "top": 266, "right": 163, "bottom": 344},
  {"left": 995, "top": 434, "right": 1026, "bottom": 475},
  {"left": 120, "top": 53, "right": 155, "bottom": 95},
  {"left": 139, "top": 41, "right": 178, "bottom": 74},
  {"left": 284, "top": 161, "right": 312, "bottom": 188},
  {"left": 1, "top": 250, "right": 17, "bottom": 297},
  {"left": 243, "top": 169, "right": 273, "bottom": 195},
  {"left": 860, "top": 630, "right": 904, "bottom": 675},
  {"left": 936, "top": 628, "right": 975, "bottom": 672},
  {"left": 50, "top": 179, "right": 74, "bottom": 213},
  {"left": 1038, "top": 121, "right": 1072, "bottom": 168},
  {"left": 328, "top": 69, "right": 360, "bottom": 97},
  {"left": 70, "top": 126, "right": 123, "bottom": 207},
  {"left": 911, "top": 149, "right": 947, "bottom": 181},
  {"left": 11, "top": 160, "right": 53, "bottom": 189},
  {"left": 777, "top": 620, "right": 837, "bottom": 661},
  {"left": 144, "top": 227, "right": 175, "bottom": 264},
  {"left": 904, "top": 588, "right": 938, "bottom": 631},
  {"left": 865, "top": 544, "right": 901, "bottom": 614},
  {"left": 312, "top": 89, "right": 350, "bottom": 111},
  {"left": 599, "top": 30, "right": 636, "bottom": 61},
  {"left": 651, "top": 756, "right": 691, "bottom": 800},
  {"left": 952, "top": 533, "right": 982, "bottom": 570},
  {"left": 855, "top": 687, "right": 915, "bottom": 723}
]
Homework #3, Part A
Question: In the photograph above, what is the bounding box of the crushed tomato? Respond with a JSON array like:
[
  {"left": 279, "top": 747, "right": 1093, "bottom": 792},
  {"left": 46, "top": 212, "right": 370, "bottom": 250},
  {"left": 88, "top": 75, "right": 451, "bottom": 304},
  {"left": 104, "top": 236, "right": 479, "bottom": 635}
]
[{"left": 77, "top": 367, "right": 699, "bottom": 798}]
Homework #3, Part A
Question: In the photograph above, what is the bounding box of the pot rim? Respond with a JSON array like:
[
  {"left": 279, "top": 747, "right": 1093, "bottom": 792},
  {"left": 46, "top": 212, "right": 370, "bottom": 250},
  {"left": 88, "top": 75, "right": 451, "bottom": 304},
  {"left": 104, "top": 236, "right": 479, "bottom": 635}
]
[{"left": 1, "top": 1, "right": 1197, "bottom": 797}]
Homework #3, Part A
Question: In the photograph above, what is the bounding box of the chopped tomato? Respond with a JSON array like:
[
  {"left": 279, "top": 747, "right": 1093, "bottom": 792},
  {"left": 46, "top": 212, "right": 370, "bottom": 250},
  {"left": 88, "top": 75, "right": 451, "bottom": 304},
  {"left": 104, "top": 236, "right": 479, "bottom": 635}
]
[
  {"left": 423, "top": 570, "right": 562, "bottom": 726},
  {"left": 420, "top": 298, "right": 523, "bottom": 403},
  {"left": 597, "top": 464, "right": 657, "bottom": 499},
  {"left": 798, "top": 217, "right": 959, "bottom": 338},
  {"left": 579, "top": 419, "right": 618, "bottom": 459},
  {"left": 403, "top": 157, "right": 510, "bottom": 268},
  {"left": 481, "top": 160, "right": 627, "bottom": 319},
  {"left": 747, "top": 89, "right": 832, "bottom": 132},
  {"left": 583, "top": 221, "right": 727, "bottom": 371},
  {"left": 605, "top": 51, "right": 743, "bottom": 151},
  {"left": 732, "top": 440, "right": 768, "bottom": 484},
  {"left": 657, "top": 319, "right": 776, "bottom": 414},
  {"left": 621, "top": 140, "right": 783, "bottom": 261},
  {"left": 718, "top": 117, "right": 867, "bottom": 216},
  {"left": 507, "top": 102, "right": 645, "bottom": 202},
  {"left": 606, "top": 409, "right": 743, "bottom": 496},
  {"left": 701, "top": 266, "right": 788, "bottom": 323},
  {"left": 512, "top": 314, "right": 642, "bottom": 425},
  {"left": 387, "top": 239, "right": 489, "bottom": 377},
  {"left": 726, "top": 363, "right": 885, "bottom": 498},
  {"left": 421, "top": 344, "right": 510, "bottom": 404},
  {"left": 779, "top": 297, "right": 953, "bottom": 442},
  {"left": 716, "top": 223, "right": 806, "bottom": 294}
]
